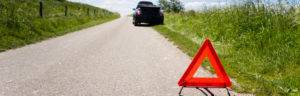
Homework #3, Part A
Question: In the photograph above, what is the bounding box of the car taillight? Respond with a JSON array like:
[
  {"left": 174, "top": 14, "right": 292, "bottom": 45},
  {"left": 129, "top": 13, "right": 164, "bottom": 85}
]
[{"left": 136, "top": 9, "right": 141, "bottom": 15}]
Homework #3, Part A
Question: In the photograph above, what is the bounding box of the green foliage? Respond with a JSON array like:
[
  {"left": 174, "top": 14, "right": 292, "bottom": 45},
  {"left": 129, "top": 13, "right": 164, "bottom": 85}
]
[
  {"left": 154, "top": 0, "right": 299, "bottom": 95},
  {"left": 0, "top": 0, "right": 119, "bottom": 51},
  {"left": 158, "top": 0, "right": 184, "bottom": 13}
]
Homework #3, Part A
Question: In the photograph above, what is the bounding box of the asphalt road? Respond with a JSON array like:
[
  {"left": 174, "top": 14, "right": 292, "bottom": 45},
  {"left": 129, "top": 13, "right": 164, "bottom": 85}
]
[{"left": 0, "top": 17, "right": 250, "bottom": 96}]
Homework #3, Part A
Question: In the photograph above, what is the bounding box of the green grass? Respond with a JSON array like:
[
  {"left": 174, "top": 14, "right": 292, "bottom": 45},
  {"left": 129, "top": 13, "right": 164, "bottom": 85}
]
[
  {"left": 0, "top": 0, "right": 119, "bottom": 52},
  {"left": 154, "top": 1, "right": 299, "bottom": 96}
]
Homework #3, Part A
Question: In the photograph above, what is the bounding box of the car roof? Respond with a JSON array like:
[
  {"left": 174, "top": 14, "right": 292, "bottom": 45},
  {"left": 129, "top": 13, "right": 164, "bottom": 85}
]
[{"left": 138, "top": 1, "right": 153, "bottom": 4}]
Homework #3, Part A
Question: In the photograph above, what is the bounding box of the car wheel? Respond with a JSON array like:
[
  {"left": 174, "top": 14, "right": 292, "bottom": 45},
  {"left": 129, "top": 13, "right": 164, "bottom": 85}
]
[
  {"left": 134, "top": 21, "right": 139, "bottom": 26},
  {"left": 159, "top": 21, "right": 164, "bottom": 25},
  {"left": 160, "top": 19, "right": 164, "bottom": 25}
]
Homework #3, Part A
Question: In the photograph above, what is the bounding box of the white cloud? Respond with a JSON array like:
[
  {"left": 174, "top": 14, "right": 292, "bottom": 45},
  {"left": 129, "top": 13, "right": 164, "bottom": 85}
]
[{"left": 185, "top": 1, "right": 228, "bottom": 11}]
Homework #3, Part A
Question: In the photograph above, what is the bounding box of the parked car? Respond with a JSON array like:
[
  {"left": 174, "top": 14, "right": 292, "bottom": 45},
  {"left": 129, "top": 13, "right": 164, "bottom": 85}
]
[{"left": 133, "top": 1, "right": 164, "bottom": 26}]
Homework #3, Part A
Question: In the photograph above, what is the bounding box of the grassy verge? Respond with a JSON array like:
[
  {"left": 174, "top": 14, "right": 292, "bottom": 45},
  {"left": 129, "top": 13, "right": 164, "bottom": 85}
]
[
  {"left": 154, "top": 1, "right": 299, "bottom": 96},
  {"left": 0, "top": 0, "right": 120, "bottom": 52}
]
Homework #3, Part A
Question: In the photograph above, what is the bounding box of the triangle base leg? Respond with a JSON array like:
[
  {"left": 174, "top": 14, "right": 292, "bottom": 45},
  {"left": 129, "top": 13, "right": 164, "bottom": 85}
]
[
  {"left": 196, "top": 87, "right": 208, "bottom": 96},
  {"left": 178, "top": 86, "right": 185, "bottom": 96},
  {"left": 226, "top": 87, "right": 231, "bottom": 96}
]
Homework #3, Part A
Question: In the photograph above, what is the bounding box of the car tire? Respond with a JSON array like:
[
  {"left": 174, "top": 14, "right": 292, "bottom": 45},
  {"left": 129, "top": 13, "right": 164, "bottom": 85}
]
[
  {"left": 159, "top": 21, "right": 164, "bottom": 25},
  {"left": 134, "top": 21, "right": 139, "bottom": 26},
  {"left": 156, "top": 20, "right": 163, "bottom": 25}
]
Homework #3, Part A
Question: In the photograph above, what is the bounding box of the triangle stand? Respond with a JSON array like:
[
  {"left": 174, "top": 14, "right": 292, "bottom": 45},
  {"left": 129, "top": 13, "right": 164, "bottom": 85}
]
[{"left": 178, "top": 86, "right": 232, "bottom": 96}]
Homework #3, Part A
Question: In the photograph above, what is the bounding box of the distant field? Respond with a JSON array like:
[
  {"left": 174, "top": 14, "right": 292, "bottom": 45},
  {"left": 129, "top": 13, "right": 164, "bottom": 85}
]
[
  {"left": 0, "top": 0, "right": 119, "bottom": 52},
  {"left": 154, "top": 2, "right": 299, "bottom": 96}
]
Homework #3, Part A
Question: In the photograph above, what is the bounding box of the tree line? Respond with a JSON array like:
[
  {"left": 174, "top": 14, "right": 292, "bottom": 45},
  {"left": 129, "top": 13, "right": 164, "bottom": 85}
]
[{"left": 158, "top": 0, "right": 184, "bottom": 13}]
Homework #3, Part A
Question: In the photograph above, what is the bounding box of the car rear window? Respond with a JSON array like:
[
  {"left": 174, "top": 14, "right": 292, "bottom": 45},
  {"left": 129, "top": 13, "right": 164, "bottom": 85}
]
[{"left": 138, "top": 1, "right": 153, "bottom": 7}]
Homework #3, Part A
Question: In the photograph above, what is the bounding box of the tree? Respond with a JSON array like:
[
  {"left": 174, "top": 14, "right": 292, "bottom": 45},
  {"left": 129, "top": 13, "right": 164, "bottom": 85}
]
[
  {"left": 159, "top": 0, "right": 184, "bottom": 13},
  {"left": 159, "top": 0, "right": 171, "bottom": 12},
  {"left": 170, "top": 0, "right": 184, "bottom": 12}
]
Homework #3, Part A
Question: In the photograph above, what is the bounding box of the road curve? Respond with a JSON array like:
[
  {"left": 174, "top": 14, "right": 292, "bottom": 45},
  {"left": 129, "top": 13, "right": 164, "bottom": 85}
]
[{"left": 0, "top": 17, "right": 247, "bottom": 96}]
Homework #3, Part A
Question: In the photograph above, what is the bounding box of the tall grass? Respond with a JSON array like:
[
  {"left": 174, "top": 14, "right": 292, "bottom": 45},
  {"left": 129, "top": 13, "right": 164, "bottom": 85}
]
[
  {"left": 0, "top": 0, "right": 119, "bottom": 52},
  {"left": 154, "top": 0, "right": 299, "bottom": 95}
]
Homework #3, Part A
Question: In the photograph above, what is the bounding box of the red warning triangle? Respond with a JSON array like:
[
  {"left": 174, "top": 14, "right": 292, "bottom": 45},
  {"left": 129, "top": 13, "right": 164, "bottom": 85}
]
[{"left": 178, "top": 39, "right": 231, "bottom": 87}]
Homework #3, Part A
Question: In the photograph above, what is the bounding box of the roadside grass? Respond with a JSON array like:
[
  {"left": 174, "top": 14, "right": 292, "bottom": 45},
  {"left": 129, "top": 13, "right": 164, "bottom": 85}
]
[
  {"left": 0, "top": 0, "right": 119, "bottom": 52},
  {"left": 154, "top": 25, "right": 199, "bottom": 57},
  {"left": 154, "top": 1, "right": 299, "bottom": 96}
]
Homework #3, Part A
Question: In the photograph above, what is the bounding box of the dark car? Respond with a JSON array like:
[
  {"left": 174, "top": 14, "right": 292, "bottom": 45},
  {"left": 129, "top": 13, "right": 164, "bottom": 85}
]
[{"left": 133, "top": 1, "right": 164, "bottom": 26}]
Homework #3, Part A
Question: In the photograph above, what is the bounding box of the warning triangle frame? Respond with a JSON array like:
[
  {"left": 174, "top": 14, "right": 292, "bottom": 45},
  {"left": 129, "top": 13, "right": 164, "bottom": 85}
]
[{"left": 178, "top": 39, "right": 231, "bottom": 88}]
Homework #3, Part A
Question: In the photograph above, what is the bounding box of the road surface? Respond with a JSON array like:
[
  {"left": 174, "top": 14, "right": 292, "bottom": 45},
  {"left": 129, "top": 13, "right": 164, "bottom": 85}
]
[{"left": 0, "top": 17, "right": 248, "bottom": 96}]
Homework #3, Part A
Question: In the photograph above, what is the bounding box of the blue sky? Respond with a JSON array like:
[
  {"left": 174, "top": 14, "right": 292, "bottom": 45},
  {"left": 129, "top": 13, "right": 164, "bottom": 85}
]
[{"left": 68, "top": 0, "right": 299, "bottom": 15}]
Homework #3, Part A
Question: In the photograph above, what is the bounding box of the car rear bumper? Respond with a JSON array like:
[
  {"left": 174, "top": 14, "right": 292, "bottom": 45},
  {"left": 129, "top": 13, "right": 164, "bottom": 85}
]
[{"left": 134, "top": 15, "right": 164, "bottom": 23}]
